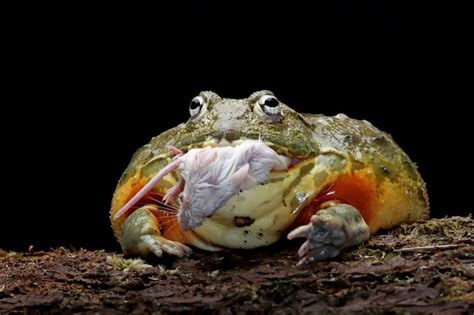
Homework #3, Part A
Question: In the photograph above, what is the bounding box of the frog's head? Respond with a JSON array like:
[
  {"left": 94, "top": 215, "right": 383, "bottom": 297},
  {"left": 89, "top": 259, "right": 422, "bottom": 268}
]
[
  {"left": 114, "top": 91, "right": 320, "bottom": 231},
  {"left": 174, "top": 90, "right": 319, "bottom": 158}
]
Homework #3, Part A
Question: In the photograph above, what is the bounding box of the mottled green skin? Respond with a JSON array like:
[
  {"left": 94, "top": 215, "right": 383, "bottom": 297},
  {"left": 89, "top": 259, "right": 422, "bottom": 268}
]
[
  {"left": 306, "top": 114, "right": 423, "bottom": 183},
  {"left": 117, "top": 91, "right": 427, "bottom": 212},
  {"left": 112, "top": 91, "right": 430, "bottom": 261},
  {"left": 118, "top": 90, "right": 318, "bottom": 186}
]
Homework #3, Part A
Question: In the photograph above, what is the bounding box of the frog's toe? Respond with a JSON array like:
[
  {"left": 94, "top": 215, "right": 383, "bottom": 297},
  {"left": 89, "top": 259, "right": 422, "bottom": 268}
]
[
  {"left": 140, "top": 234, "right": 192, "bottom": 258},
  {"left": 295, "top": 241, "right": 341, "bottom": 266},
  {"left": 290, "top": 217, "right": 343, "bottom": 266},
  {"left": 287, "top": 224, "right": 311, "bottom": 240},
  {"left": 288, "top": 203, "right": 370, "bottom": 265}
]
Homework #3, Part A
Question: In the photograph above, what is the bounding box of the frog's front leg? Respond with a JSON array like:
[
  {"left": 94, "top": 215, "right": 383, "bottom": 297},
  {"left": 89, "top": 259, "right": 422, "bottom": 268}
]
[
  {"left": 287, "top": 202, "right": 370, "bottom": 266},
  {"left": 120, "top": 205, "right": 192, "bottom": 258}
]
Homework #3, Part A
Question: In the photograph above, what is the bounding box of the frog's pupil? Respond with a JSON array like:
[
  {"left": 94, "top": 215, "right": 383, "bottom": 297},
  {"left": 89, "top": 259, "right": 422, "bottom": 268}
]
[
  {"left": 264, "top": 97, "right": 279, "bottom": 108},
  {"left": 190, "top": 99, "right": 202, "bottom": 110}
]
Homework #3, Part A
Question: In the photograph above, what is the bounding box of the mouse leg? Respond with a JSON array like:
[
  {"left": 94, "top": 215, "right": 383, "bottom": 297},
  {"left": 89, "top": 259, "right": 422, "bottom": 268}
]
[
  {"left": 120, "top": 205, "right": 192, "bottom": 258},
  {"left": 288, "top": 202, "right": 370, "bottom": 266}
]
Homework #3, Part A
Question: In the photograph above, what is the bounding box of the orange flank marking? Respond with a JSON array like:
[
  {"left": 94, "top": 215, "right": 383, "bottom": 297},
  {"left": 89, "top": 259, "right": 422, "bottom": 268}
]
[
  {"left": 153, "top": 208, "right": 183, "bottom": 241},
  {"left": 118, "top": 180, "right": 170, "bottom": 218},
  {"left": 122, "top": 186, "right": 183, "bottom": 241},
  {"left": 291, "top": 174, "right": 376, "bottom": 229},
  {"left": 125, "top": 182, "right": 146, "bottom": 205}
]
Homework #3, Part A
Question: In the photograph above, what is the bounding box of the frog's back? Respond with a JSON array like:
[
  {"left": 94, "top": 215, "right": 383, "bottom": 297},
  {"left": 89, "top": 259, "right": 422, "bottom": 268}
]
[{"left": 303, "top": 113, "right": 429, "bottom": 233}]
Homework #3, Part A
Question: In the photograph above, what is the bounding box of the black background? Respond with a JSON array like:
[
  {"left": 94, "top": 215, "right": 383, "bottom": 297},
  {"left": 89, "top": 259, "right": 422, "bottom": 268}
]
[{"left": 2, "top": 1, "right": 471, "bottom": 251}]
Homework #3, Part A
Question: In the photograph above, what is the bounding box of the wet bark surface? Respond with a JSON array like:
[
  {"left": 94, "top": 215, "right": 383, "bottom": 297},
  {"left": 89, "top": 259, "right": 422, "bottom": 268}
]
[{"left": 1, "top": 216, "right": 473, "bottom": 314}]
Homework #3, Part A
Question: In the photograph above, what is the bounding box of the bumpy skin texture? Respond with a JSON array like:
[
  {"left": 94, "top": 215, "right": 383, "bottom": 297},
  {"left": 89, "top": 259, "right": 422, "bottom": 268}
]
[
  {"left": 110, "top": 91, "right": 429, "bottom": 263},
  {"left": 304, "top": 113, "right": 429, "bottom": 233}
]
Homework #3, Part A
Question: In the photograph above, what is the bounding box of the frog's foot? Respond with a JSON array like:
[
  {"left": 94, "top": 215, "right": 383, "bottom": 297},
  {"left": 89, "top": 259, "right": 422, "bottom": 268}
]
[
  {"left": 287, "top": 203, "right": 370, "bottom": 266},
  {"left": 120, "top": 205, "right": 192, "bottom": 258}
]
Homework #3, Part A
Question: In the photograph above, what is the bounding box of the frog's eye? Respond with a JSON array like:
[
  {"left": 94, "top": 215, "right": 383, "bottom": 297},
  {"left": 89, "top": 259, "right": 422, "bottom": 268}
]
[
  {"left": 189, "top": 96, "right": 205, "bottom": 117},
  {"left": 257, "top": 94, "right": 282, "bottom": 118}
]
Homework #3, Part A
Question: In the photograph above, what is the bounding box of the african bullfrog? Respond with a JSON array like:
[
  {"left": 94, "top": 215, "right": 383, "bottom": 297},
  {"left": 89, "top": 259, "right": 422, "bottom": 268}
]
[{"left": 110, "top": 91, "right": 428, "bottom": 265}]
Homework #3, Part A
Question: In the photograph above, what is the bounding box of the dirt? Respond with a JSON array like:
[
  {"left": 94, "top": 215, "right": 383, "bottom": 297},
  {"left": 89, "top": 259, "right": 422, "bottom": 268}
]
[{"left": 1, "top": 216, "right": 473, "bottom": 314}]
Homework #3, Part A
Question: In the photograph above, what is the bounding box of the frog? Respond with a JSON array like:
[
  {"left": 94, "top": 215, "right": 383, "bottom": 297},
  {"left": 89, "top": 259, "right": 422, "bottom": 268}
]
[{"left": 110, "top": 91, "right": 429, "bottom": 266}]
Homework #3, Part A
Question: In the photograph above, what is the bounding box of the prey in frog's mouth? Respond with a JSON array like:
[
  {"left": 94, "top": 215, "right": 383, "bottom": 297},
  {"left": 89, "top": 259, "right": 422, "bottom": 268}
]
[{"left": 114, "top": 139, "right": 301, "bottom": 230}]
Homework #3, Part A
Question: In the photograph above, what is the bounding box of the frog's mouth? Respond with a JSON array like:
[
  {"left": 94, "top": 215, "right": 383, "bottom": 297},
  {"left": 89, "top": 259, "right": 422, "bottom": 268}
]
[{"left": 114, "top": 139, "right": 302, "bottom": 230}]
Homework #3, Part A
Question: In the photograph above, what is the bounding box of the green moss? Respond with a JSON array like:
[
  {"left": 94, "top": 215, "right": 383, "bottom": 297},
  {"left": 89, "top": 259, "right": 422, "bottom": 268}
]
[{"left": 106, "top": 255, "right": 152, "bottom": 272}]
